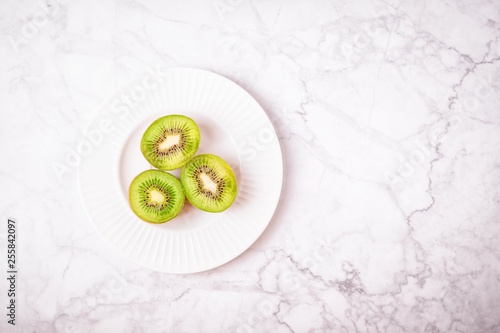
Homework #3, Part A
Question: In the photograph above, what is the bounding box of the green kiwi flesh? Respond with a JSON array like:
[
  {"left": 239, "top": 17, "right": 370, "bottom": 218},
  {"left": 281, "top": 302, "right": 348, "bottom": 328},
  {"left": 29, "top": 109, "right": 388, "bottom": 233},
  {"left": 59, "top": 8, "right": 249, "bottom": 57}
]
[
  {"left": 129, "top": 170, "right": 185, "bottom": 223},
  {"left": 141, "top": 115, "right": 200, "bottom": 170},
  {"left": 180, "top": 154, "right": 237, "bottom": 213}
]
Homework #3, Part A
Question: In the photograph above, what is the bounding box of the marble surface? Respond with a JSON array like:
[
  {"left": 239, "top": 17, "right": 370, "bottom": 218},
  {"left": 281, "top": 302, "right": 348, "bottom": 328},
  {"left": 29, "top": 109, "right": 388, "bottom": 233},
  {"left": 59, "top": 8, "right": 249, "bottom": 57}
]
[{"left": 1, "top": 0, "right": 500, "bottom": 332}]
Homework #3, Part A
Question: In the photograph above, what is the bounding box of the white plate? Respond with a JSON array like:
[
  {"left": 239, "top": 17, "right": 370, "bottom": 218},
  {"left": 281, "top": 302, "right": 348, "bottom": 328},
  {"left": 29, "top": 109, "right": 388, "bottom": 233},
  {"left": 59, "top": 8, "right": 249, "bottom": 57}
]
[{"left": 78, "top": 67, "right": 283, "bottom": 273}]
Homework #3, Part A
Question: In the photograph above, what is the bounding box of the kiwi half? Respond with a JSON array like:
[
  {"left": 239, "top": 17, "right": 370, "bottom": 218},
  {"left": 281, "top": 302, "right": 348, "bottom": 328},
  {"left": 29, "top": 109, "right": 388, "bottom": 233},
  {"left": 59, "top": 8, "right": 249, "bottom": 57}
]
[
  {"left": 180, "top": 154, "right": 237, "bottom": 212},
  {"left": 129, "top": 170, "right": 185, "bottom": 223},
  {"left": 141, "top": 115, "right": 200, "bottom": 170}
]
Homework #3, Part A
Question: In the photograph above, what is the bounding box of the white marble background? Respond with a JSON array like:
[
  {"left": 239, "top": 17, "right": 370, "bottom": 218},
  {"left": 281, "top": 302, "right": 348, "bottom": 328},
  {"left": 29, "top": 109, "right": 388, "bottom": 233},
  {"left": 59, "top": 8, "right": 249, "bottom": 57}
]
[{"left": 1, "top": 0, "right": 500, "bottom": 332}]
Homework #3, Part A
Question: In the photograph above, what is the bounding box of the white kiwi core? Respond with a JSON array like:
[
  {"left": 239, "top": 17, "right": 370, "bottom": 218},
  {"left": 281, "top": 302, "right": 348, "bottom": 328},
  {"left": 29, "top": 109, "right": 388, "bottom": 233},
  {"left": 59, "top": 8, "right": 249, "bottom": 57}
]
[
  {"left": 149, "top": 188, "right": 166, "bottom": 204},
  {"left": 158, "top": 134, "right": 180, "bottom": 151},
  {"left": 199, "top": 173, "right": 217, "bottom": 194}
]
